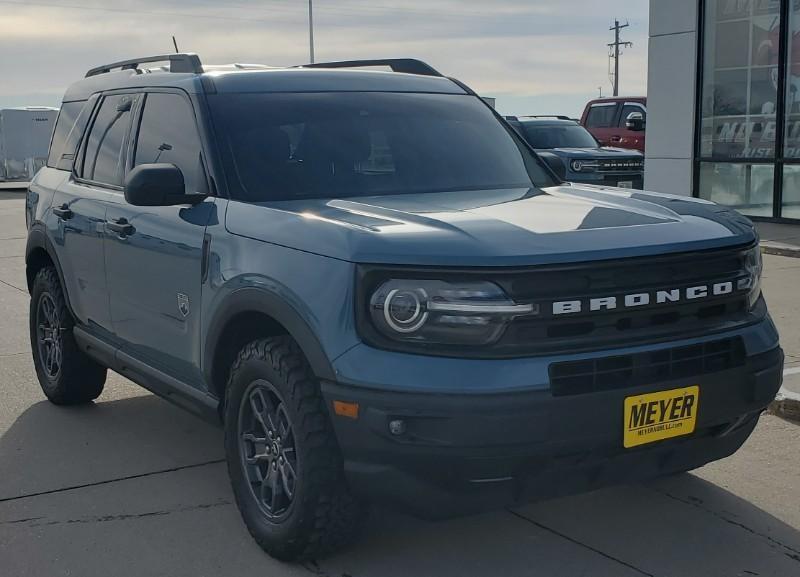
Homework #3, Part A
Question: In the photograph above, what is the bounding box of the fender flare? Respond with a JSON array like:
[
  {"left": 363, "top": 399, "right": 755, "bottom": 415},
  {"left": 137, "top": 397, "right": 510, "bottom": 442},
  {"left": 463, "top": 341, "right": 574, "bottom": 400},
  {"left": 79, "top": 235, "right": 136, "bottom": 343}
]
[
  {"left": 25, "top": 227, "right": 75, "bottom": 314},
  {"left": 203, "top": 286, "right": 337, "bottom": 388}
]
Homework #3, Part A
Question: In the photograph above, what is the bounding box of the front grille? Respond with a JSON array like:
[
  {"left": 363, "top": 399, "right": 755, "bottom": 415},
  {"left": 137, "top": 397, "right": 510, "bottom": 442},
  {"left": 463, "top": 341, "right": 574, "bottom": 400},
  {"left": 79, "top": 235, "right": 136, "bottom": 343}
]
[
  {"left": 489, "top": 244, "right": 757, "bottom": 355},
  {"left": 597, "top": 158, "right": 644, "bottom": 172},
  {"left": 549, "top": 337, "right": 746, "bottom": 396}
]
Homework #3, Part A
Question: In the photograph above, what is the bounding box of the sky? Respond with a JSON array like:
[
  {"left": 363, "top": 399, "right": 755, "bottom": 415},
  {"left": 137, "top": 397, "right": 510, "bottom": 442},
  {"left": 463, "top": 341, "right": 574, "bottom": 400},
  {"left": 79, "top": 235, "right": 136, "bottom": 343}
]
[{"left": 0, "top": 0, "right": 648, "bottom": 118}]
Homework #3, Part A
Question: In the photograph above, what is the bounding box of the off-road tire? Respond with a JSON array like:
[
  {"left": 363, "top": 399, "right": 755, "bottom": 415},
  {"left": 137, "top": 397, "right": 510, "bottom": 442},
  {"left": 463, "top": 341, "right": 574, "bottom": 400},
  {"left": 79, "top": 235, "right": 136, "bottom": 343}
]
[
  {"left": 29, "top": 266, "right": 106, "bottom": 404},
  {"left": 224, "top": 337, "right": 365, "bottom": 561}
]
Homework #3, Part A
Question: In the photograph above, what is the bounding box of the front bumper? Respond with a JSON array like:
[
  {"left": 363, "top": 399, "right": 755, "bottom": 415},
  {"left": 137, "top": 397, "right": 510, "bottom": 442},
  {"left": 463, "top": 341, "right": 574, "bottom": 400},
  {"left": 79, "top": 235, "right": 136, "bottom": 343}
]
[
  {"left": 568, "top": 171, "right": 643, "bottom": 189},
  {"left": 322, "top": 344, "right": 783, "bottom": 519}
]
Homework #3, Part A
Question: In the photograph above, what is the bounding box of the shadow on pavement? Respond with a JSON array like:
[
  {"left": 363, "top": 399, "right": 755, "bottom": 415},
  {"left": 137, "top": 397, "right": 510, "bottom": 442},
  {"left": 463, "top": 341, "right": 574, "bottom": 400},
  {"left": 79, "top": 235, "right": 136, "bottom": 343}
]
[
  {"left": 0, "top": 393, "right": 224, "bottom": 501},
  {"left": 3, "top": 393, "right": 800, "bottom": 576}
]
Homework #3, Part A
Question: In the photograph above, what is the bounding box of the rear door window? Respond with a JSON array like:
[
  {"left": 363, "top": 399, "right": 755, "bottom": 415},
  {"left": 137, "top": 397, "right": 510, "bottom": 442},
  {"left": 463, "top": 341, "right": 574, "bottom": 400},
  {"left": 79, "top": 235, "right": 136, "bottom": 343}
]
[
  {"left": 585, "top": 103, "right": 619, "bottom": 128},
  {"left": 81, "top": 94, "right": 136, "bottom": 186},
  {"left": 133, "top": 92, "right": 205, "bottom": 194},
  {"left": 47, "top": 99, "right": 94, "bottom": 171}
]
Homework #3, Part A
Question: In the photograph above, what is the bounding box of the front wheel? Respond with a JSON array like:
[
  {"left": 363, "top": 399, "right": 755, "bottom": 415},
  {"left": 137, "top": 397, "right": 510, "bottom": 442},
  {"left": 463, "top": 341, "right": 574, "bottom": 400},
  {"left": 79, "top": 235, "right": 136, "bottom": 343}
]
[
  {"left": 29, "top": 266, "right": 106, "bottom": 404},
  {"left": 224, "top": 337, "right": 365, "bottom": 561}
]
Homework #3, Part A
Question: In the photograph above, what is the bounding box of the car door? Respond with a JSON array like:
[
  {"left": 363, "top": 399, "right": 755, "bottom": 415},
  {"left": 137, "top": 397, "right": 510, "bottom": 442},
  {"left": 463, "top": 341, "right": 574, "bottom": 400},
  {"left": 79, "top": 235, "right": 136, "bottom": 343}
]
[
  {"left": 104, "top": 90, "right": 215, "bottom": 388},
  {"left": 49, "top": 93, "right": 135, "bottom": 338},
  {"left": 583, "top": 101, "right": 620, "bottom": 147},
  {"left": 616, "top": 102, "right": 647, "bottom": 151}
]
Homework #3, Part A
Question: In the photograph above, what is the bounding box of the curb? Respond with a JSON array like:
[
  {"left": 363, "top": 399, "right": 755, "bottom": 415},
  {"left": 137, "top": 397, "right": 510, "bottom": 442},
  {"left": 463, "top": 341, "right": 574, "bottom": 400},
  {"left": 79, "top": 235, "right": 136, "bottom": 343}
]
[
  {"left": 767, "top": 370, "right": 800, "bottom": 422},
  {"left": 768, "top": 391, "right": 800, "bottom": 422},
  {"left": 761, "top": 242, "right": 800, "bottom": 259}
]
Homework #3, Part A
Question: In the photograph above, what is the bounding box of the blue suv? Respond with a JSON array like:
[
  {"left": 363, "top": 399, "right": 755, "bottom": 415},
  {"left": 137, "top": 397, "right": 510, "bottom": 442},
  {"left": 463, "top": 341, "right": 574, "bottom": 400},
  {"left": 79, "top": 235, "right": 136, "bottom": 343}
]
[
  {"left": 26, "top": 54, "right": 783, "bottom": 560},
  {"left": 505, "top": 116, "right": 644, "bottom": 189}
]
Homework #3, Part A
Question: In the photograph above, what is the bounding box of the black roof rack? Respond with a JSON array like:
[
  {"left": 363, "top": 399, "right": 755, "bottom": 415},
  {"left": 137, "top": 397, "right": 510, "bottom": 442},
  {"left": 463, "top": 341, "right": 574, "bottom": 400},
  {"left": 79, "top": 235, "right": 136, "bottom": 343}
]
[
  {"left": 298, "top": 58, "right": 443, "bottom": 77},
  {"left": 85, "top": 53, "right": 203, "bottom": 78},
  {"left": 517, "top": 115, "right": 574, "bottom": 121}
]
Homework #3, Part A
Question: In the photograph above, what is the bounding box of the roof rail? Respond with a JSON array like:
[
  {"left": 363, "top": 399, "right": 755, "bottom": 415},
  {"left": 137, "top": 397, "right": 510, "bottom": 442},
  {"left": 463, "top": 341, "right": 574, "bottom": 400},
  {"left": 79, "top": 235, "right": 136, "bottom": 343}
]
[
  {"left": 85, "top": 53, "right": 203, "bottom": 78},
  {"left": 297, "top": 58, "right": 443, "bottom": 77},
  {"left": 518, "top": 115, "right": 574, "bottom": 121}
]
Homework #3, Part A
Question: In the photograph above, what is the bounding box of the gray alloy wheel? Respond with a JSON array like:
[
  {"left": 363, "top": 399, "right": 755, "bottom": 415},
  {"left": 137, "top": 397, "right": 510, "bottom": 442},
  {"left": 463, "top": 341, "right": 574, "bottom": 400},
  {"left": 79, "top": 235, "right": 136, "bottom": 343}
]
[
  {"left": 238, "top": 379, "right": 299, "bottom": 520},
  {"left": 36, "top": 292, "right": 63, "bottom": 380}
]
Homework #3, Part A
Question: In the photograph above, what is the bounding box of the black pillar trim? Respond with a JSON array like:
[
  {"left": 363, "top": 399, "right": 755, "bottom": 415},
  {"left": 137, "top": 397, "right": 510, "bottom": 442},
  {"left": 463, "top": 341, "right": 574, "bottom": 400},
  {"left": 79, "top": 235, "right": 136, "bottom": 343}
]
[
  {"left": 774, "top": 0, "right": 791, "bottom": 218},
  {"left": 692, "top": 0, "right": 706, "bottom": 199}
]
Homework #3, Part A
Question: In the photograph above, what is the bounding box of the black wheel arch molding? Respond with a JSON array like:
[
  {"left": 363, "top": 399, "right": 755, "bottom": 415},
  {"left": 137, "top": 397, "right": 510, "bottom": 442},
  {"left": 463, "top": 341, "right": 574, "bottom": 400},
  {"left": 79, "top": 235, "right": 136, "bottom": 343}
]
[
  {"left": 25, "top": 227, "right": 74, "bottom": 312},
  {"left": 203, "top": 286, "right": 338, "bottom": 397}
]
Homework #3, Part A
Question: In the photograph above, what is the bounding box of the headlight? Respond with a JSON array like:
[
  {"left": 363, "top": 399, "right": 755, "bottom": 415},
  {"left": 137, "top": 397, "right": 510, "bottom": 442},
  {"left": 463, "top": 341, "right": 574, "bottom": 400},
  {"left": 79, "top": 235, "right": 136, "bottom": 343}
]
[
  {"left": 368, "top": 279, "right": 536, "bottom": 346},
  {"left": 570, "top": 159, "right": 599, "bottom": 172},
  {"left": 737, "top": 245, "right": 763, "bottom": 308}
]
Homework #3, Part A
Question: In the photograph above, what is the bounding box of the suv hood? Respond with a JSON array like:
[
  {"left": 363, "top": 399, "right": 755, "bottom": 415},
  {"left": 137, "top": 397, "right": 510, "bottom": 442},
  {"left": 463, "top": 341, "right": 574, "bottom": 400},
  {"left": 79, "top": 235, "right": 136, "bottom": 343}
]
[
  {"left": 226, "top": 184, "right": 756, "bottom": 267},
  {"left": 545, "top": 147, "right": 643, "bottom": 159}
]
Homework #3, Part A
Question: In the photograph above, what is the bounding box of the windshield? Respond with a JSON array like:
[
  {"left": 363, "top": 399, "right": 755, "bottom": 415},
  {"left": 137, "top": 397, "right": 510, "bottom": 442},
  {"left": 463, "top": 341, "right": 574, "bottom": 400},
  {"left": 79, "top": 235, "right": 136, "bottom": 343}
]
[
  {"left": 520, "top": 122, "right": 599, "bottom": 149},
  {"left": 208, "top": 92, "right": 555, "bottom": 202}
]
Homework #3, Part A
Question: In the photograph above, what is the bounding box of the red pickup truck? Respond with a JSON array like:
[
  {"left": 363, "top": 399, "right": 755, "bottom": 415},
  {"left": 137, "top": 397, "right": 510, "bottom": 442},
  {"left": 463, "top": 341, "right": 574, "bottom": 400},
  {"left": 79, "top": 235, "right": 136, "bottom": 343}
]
[{"left": 580, "top": 97, "right": 646, "bottom": 152}]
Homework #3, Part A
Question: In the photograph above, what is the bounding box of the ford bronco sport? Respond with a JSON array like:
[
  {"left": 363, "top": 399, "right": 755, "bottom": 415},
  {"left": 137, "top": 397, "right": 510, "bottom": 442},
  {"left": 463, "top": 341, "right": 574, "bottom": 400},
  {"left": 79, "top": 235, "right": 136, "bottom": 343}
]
[
  {"left": 505, "top": 116, "right": 644, "bottom": 189},
  {"left": 26, "top": 54, "right": 782, "bottom": 561}
]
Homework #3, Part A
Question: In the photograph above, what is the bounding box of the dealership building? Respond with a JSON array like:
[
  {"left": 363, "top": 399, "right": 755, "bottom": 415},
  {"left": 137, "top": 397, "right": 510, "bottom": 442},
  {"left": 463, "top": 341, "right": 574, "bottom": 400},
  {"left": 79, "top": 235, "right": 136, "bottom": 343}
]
[{"left": 646, "top": 0, "right": 799, "bottom": 222}]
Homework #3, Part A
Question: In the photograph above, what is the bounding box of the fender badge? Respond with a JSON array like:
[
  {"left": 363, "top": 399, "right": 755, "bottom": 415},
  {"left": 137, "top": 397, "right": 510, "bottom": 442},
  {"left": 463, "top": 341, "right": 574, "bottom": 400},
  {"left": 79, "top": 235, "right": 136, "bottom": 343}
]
[{"left": 177, "top": 293, "right": 190, "bottom": 317}]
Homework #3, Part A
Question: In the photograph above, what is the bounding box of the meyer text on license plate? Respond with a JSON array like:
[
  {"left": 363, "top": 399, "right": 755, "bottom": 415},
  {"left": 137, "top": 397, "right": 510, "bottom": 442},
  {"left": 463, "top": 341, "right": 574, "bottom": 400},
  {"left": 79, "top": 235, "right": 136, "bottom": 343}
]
[{"left": 623, "top": 386, "right": 699, "bottom": 448}]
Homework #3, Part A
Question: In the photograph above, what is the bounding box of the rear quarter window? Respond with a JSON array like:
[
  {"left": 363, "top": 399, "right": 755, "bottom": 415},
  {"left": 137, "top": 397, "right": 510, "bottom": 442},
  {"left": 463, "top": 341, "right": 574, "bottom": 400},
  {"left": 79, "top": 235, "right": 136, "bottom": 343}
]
[{"left": 47, "top": 100, "right": 93, "bottom": 171}]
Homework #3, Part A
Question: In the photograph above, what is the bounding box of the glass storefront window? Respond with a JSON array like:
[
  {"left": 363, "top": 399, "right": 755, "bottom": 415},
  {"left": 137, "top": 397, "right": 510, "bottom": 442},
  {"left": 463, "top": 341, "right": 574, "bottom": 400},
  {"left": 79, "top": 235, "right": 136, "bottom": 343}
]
[
  {"left": 699, "top": 0, "right": 781, "bottom": 159},
  {"left": 784, "top": 1, "right": 800, "bottom": 157},
  {"left": 698, "top": 162, "right": 774, "bottom": 216},
  {"left": 782, "top": 164, "right": 800, "bottom": 217}
]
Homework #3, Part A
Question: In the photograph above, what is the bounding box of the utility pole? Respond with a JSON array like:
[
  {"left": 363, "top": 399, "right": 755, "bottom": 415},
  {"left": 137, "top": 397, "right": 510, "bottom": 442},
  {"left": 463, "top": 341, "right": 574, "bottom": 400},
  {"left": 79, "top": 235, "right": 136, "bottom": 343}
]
[
  {"left": 308, "top": 0, "right": 315, "bottom": 64},
  {"left": 608, "top": 19, "right": 632, "bottom": 96}
]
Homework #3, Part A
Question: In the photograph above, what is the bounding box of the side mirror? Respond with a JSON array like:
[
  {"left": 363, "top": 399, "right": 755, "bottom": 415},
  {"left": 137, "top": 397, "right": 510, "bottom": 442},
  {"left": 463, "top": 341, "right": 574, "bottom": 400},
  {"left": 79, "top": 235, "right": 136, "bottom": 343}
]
[
  {"left": 124, "top": 163, "right": 202, "bottom": 207},
  {"left": 625, "top": 111, "right": 645, "bottom": 131}
]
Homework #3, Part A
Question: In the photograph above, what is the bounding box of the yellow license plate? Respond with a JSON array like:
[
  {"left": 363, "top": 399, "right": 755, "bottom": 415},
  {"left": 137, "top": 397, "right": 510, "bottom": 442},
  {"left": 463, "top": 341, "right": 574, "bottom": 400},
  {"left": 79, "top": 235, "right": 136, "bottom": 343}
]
[{"left": 623, "top": 386, "right": 699, "bottom": 448}]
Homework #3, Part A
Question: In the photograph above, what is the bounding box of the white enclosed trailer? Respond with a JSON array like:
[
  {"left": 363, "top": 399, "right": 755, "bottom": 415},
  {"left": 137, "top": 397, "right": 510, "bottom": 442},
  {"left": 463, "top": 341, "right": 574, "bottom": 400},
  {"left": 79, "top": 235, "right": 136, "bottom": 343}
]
[{"left": 0, "top": 107, "right": 59, "bottom": 188}]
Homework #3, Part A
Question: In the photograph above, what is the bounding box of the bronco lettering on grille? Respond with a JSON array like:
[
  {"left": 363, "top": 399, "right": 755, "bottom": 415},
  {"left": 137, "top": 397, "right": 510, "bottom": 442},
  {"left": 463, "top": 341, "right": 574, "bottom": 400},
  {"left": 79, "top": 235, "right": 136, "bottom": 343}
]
[{"left": 552, "top": 282, "right": 734, "bottom": 315}]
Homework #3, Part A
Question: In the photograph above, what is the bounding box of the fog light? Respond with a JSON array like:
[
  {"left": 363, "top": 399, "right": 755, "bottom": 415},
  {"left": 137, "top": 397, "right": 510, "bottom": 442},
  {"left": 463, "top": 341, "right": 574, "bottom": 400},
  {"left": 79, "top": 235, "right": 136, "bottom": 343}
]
[{"left": 388, "top": 419, "right": 406, "bottom": 436}]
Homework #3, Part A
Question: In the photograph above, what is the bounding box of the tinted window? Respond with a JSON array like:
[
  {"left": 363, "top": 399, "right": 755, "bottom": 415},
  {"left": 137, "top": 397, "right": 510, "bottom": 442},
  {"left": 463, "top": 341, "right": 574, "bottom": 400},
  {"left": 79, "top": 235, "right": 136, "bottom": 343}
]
[
  {"left": 520, "top": 123, "right": 598, "bottom": 149},
  {"left": 134, "top": 93, "right": 204, "bottom": 193},
  {"left": 619, "top": 104, "right": 646, "bottom": 128},
  {"left": 47, "top": 100, "right": 92, "bottom": 170},
  {"left": 82, "top": 94, "right": 135, "bottom": 185},
  {"left": 209, "top": 92, "right": 554, "bottom": 202},
  {"left": 585, "top": 104, "right": 618, "bottom": 128}
]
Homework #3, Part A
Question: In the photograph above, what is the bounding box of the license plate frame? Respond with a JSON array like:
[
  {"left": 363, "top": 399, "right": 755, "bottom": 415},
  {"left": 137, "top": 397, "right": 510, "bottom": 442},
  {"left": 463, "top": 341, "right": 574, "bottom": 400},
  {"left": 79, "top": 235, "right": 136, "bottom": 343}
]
[
  {"left": 617, "top": 180, "right": 633, "bottom": 189},
  {"left": 623, "top": 386, "right": 700, "bottom": 448}
]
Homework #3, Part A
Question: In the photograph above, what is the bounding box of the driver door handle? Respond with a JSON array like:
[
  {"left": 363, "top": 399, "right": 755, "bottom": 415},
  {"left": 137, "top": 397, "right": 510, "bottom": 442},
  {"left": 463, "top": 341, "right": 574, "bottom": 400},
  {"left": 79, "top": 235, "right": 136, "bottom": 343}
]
[
  {"left": 107, "top": 217, "right": 134, "bottom": 236},
  {"left": 53, "top": 204, "right": 73, "bottom": 220}
]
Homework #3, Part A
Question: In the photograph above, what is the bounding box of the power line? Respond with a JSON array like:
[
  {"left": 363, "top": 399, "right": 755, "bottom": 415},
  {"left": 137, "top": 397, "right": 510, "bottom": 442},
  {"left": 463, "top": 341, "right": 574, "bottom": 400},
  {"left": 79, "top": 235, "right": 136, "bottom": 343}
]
[
  {"left": 0, "top": 0, "right": 538, "bottom": 21},
  {"left": 0, "top": 0, "right": 290, "bottom": 23}
]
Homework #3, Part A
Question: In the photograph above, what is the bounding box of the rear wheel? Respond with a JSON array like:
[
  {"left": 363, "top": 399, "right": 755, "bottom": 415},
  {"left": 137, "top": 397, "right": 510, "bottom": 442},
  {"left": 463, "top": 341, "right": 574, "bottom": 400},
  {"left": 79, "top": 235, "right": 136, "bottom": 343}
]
[
  {"left": 224, "top": 337, "right": 365, "bottom": 561},
  {"left": 29, "top": 266, "right": 106, "bottom": 404}
]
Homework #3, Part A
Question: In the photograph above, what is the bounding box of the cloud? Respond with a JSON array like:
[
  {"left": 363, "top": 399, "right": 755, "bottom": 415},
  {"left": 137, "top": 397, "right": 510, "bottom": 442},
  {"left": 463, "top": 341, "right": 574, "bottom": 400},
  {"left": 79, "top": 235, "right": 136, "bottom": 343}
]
[{"left": 0, "top": 0, "right": 648, "bottom": 116}]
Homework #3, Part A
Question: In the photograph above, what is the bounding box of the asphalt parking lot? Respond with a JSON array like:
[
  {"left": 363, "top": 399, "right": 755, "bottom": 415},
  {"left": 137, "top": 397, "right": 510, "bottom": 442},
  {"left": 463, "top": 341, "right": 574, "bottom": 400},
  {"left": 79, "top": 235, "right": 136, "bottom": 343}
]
[{"left": 1, "top": 189, "right": 799, "bottom": 577}]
